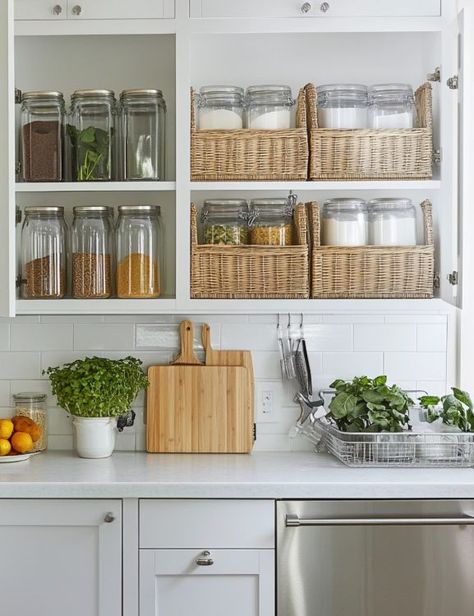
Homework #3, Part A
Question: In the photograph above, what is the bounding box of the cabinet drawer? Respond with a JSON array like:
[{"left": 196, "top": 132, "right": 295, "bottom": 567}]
[
  {"left": 140, "top": 499, "right": 274, "bottom": 548},
  {"left": 189, "top": 0, "right": 441, "bottom": 19},
  {"left": 15, "top": 0, "right": 67, "bottom": 20},
  {"left": 67, "top": 0, "right": 175, "bottom": 19}
]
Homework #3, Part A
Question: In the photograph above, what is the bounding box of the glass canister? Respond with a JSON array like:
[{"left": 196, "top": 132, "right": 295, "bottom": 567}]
[
  {"left": 120, "top": 89, "right": 166, "bottom": 181},
  {"left": 20, "top": 206, "right": 67, "bottom": 298},
  {"left": 201, "top": 199, "right": 249, "bottom": 245},
  {"left": 198, "top": 86, "right": 245, "bottom": 129},
  {"left": 71, "top": 206, "right": 114, "bottom": 299},
  {"left": 368, "top": 198, "right": 417, "bottom": 245},
  {"left": 249, "top": 198, "right": 294, "bottom": 246},
  {"left": 246, "top": 85, "right": 294, "bottom": 129},
  {"left": 317, "top": 84, "right": 368, "bottom": 129},
  {"left": 116, "top": 205, "right": 162, "bottom": 298},
  {"left": 321, "top": 199, "right": 368, "bottom": 246},
  {"left": 20, "top": 91, "right": 65, "bottom": 182},
  {"left": 368, "top": 84, "right": 415, "bottom": 129},
  {"left": 69, "top": 89, "right": 117, "bottom": 181},
  {"left": 12, "top": 392, "right": 48, "bottom": 452}
]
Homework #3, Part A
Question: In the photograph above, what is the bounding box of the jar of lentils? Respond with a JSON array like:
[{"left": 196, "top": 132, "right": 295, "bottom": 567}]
[
  {"left": 201, "top": 200, "right": 249, "bottom": 245},
  {"left": 249, "top": 198, "right": 294, "bottom": 246}
]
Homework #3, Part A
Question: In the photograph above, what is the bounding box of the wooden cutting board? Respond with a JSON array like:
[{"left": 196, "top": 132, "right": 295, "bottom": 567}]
[{"left": 147, "top": 321, "right": 252, "bottom": 453}]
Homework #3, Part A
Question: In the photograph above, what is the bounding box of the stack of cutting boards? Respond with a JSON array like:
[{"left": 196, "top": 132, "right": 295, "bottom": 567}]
[{"left": 146, "top": 320, "right": 254, "bottom": 453}]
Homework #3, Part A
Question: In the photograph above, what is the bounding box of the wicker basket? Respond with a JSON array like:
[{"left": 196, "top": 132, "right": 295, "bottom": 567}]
[
  {"left": 306, "top": 82, "right": 433, "bottom": 180},
  {"left": 191, "top": 203, "right": 309, "bottom": 299},
  {"left": 308, "top": 200, "right": 434, "bottom": 299},
  {"left": 190, "top": 88, "right": 309, "bottom": 181}
]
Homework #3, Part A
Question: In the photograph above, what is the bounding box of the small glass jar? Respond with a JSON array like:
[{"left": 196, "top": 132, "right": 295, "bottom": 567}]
[
  {"left": 246, "top": 85, "right": 294, "bottom": 129},
  {"left": 201, "top": 200, "right": 249, "bottom": 245},
  {"left": 13, "top": 392, "right": 48, "bottom": 452},
  {"left": 116, "top": 205, "right": 162, "bottom": 298},
  {"left": 249, "top": 198, "right": 294, "bottom": 246},
  {"left": 120, "top": 89, "right": 166, "bottom": 181},
  {"left": 317, "top": 84, "right": 368, "bottom": 129},
  {"left": 69, "top": 89, "right": 117, "bottom": 181},
  {"left": 368, "top": 198, "right": 417, "bottom": 245},
  {"left": 198, "top": 86, "right": 245, "bottom": 129},
  {"left": 321, "top": 199, "right": 368, "bottom": 246},
  {"left": 21, "top": 206, "right": 67, "bottom": 298},
  {"left": 368, "top": 84, "right": 415, "bottom": 129},
  {"left": 20, "top": 91, "right": 65, "bottom": 182},
  {"left": 71, "top": 206, "right": 114, "bottom": 299}
]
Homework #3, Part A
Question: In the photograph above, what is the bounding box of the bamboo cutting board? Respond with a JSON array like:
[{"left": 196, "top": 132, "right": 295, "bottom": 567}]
[{"left": 147, "top": 321, "right": 252, "bottom": 453}]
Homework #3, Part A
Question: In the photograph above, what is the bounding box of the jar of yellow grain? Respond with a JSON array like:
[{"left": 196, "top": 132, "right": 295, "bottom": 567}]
[
  {"left": 116, "top": 205, "right": 162, "bottom": 298},
  {"left": 249, "top": 198, "right": 294, "bottom": 246}
]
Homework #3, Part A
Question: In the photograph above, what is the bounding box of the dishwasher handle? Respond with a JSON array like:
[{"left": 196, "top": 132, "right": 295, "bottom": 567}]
[{"left": 286, "top": 514, "right": 474, "bottom": 527}]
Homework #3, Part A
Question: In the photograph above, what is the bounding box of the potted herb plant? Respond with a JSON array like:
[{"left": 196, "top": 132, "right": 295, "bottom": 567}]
[
  {"left": 45, "top": 356, "right": 148, "bottom": 459},
  {"left": 419, "top": 388, "right": 474, "bottom": 431}
]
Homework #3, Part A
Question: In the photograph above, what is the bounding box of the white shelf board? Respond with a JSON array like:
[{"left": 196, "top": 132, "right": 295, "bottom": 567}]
[
  {"left": 190, "top": 180, "right": 442, "bottom": 192},
  {"left": 14, "top": 19, "right": 177, "bottom": 37},
  {"left": 16, "top": 298, "right": 177, "bottom": 315},
  {"left": 16, "top": 181, "right": 176, "bottom": 193}
]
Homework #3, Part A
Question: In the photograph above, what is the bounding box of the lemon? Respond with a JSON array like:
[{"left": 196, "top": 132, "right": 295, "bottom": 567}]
[
  {"left": 0, "top": 419, "right": 14, "bottom": 440},
  {"left": 0, "top": 438, "right": 11, "bottom": 456},
  {"left": 11, "top": 432, "right": 33, "bottom": 454}
]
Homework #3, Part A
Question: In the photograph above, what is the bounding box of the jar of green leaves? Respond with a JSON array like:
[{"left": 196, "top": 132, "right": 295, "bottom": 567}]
[{"left": 201, "top": 199, "right": 249, "bottom": 245}]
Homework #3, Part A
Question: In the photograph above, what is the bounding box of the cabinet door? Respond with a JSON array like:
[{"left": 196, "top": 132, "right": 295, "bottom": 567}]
[
  {"left": 15, "top": 0, "right": 67, "bottom": 20},
  {"left": 67, "top": 0, "right": 175, "bottom": 20},
  {"left": 0, "top": 499, "right": 122, "bottom": 616},
  {"left": 140, "top": 549, "right": 274, "bottom": 616}
]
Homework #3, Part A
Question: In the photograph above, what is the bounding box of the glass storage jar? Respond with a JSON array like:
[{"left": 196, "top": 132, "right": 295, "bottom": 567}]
[
  {"left": 71, "top": 206, "right": 114, "bottom": 299},
  {"left": 12, "top": 392, "right": 48, "bottom": 452},
  {"left": 246, "top": 85, "right": 294, "bottom": 129},
  {"left": 368, "top": 84, "right": 415, "bottom": 129},
  {"left": 368, "top": 198, "right": 417, "bottom": 245},
  {"left": 198, "top": 86, "right": 245, "bottom": 129},
  {"left": 69, "top": 89, "right": 117, "bottom": 181},
  {"left": 249, "top": 198, "right": 294, "bottom": 246},
  {"left": 20, "top": 91, "right": 65, "bottom": 182},
  {"left": 201, "top": 199, "right": 249, "bottom": 245},
  {"left": 317, "top": 84, "right": 368, "bottom": 129},
  {"left": 120, "top": 89, "right": 166, "bottom": 181},
  {"left": 20, "top": 206, "right": 67, "bottom": 299},
  {"left": 116, "top": 205, "right": 162, "bottom": 298},
  {"left": 321, "top": 199, "right": 368, "bottom": 246}
]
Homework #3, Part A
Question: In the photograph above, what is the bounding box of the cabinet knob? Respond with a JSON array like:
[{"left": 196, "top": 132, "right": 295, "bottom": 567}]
[
  {"left": 104, "top": 512, "right": 115, "bottom": 523},
  {"left": 52, "top": 4, "right": 63, "bottom": 15},
  {"left": 71, "top": 4, "right": 82, "bottom": 16},
  {"left": 301, "top": 2, "right": 312, "bottom": 13},
  {"left": 320, "top": 2, "right": 330, "bottom": 12},
  {"left": 195, "top": 550, "right": 214, "bottom": 566}
]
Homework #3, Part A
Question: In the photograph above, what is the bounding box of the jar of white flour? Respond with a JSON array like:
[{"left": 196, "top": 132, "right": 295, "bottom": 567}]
[
  {"left": 368, "top": 198, "right": 417, "bottom": 245},
  {"left": 321, "top": 199, "right": 368, "bottom": 246},
  {"left": 246, "top": 85, "right": 294, "bottom": 129},
  {"left": 368, "top": 84, "right": 415, "bottom": 129},
  {"left": 198, "top": 85, "right": 244, "bottom": 129},
  {"left": 317, "top": 84, "right": 368, "bottom": 129}
]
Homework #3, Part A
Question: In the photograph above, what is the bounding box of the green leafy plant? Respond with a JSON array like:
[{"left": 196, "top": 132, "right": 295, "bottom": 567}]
[
  {"left": 327, "top": 375, "right": 413, "bottom": 433},
  {"left": 68, "top": 125, "right": 111, "bottom": 181},
  {"left": 44, "top": 356, "right": 148, "bottom": 418},
  {"left": 419, "top": 388, "right": 474, "bottom": 432}
]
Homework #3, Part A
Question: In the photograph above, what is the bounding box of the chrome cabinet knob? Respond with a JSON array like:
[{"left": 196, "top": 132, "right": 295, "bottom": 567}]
[
  {"left": 301, "top": 2, "right": 312, "bottom": 13},
  {"left": 196, "top": 550, "right": 214, "bottom": 566},
  {"left": 104, "top": 512, "right": 115, "bottom": 523},
  {"left": 71, "top": 4, "right": 82, "bottom": 16},
  {"left": 52, "top": 4, "right": 63, "bottom": 15},
  {"left": 320, "top": 2, "right": 330, "bottom": 12}
]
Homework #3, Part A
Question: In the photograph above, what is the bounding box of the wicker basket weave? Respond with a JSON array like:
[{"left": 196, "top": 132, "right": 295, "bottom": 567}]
[
  {"left": 190, "top": 88, "right": 309, "bottom": 181},
  {"left": 306, "top": 82, "right": 433, "bottom": 180},
  {"left": 308, "top": 200, "right": 434, "bottom": 299},
  {"left": 191, "top": 203, "right": 309, "bottom": 299}
]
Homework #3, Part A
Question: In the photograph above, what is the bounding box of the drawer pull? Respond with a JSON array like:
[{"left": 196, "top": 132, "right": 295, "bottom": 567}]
[
  {"left": 320, "top": 2, "right": 330, "bottom": 12},
  {"left": 196, "top": 551, "right": 214, "bottom": 566},
  {"left": 104, "top": 512, "right": 115, "bottom": 523},
  {"left": 52, "top": 4, "right": 63, "bottom": 15},
  {"left": 301, "top": 2, "right": 312, "bottom": 13},
  {"left": 71, "top": 4, "right": 82, "bottom": 16}
]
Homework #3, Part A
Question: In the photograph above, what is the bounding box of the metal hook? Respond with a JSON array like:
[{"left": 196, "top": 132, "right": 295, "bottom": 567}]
[
  {"left": 287, "top": 313, "right": 292, "bottom": 328},
  {"left": 299, "top": 313, "right": 304, "bottom": 329}
]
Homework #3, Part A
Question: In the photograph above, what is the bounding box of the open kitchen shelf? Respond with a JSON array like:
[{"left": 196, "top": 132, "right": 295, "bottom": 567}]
[{"left": 15, "top": 182, "right": 177, "bottom": 193}]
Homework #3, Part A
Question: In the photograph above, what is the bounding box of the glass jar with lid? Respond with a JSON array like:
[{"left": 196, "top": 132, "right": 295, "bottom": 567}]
[
  {"left": 116, "top": 205, "right": 162, "bottom": 298},
  {"left": 20, "top": 206, "right": 67, "bottom": 299},
  {"left": 368, "top": 198, "right": 417, "bottom": 245},
  {"left": 198, "top": 86, "right": 245, "bottom": 129},
  {"left": 246, "top": 85, "right": 294, "bottom": 129},
  {"left": 201, "top": 200, "right": 249, "bottom": 245},
  {"left": 317, "top": 84, "right": 368, "bottom": 129},
  {"left": 249, "top": 198, "right": 294, "bottom": 246},
  {"left": 12, "top": 392, "right": 48, "bottom": 452},
  {"left": 20, "top": 91, "right": 65, "bottom": 182},
  {"left": 368, "top": 84, "right": 415, "bottom": 129},
  {"left": 71, "top": 206, "right": 114, "bottom": 299},
  {"left": 69, "top": 89, "right": 117, "bottom": 181},
  {"left": 120, "top": 89, "right": 166, "bottom": 181},
  {"left": 321, "top": 199, "right": 368, "bottom": 246}
]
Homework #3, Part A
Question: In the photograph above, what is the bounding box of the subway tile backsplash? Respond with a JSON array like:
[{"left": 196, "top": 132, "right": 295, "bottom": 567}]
[{"left": 0, "top": 313, "right": 452, "bottom": 453}]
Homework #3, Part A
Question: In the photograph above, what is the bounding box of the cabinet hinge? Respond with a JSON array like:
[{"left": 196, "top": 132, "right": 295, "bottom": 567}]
[
  {"left": 16, "top": 206, "right": 22, "bottom": 225},
  {"left": 433, "top": 148, "right": 442, "bottom": 164},
  {"left": 433, "top": 272, "right": 440, "bottom": 289},
  {"left": 448, "top": 271, "right": 459, "bottom": 286},
  {"left": 447, "top": 75, "right": 459, "bottom": 90},
  {"left": 15, "top": 88, "right": 22, "bottom": 104},
  {"left": 253, "top": 423, "right": 257, "bottom": 442},
  {"left": 427, "top": 67, "right": 441, "bottom": 82}
]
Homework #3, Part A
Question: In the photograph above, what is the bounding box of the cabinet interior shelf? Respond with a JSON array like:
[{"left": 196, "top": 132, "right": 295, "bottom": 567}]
[
  {"left": 15, "top": 181, "right": 177, "bottom": 193},
  {"left": 189, "top": 180, "right": 442, "bottom": 192}
]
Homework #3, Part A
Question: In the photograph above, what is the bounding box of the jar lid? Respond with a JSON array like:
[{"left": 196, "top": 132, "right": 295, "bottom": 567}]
[
  {"left": 317, "top": 84, "right": 368, "bottom": 105},
  {"left": 200, "top": 85, "right": 244, "bottom": 97},
  {"left": 22, "top": 90, "right": 64, "bottom": 101},
  {"left": 369, "top": 83, "right": 413, "bottom": 95},
  {"left": 72, "top": 89, "right": 116, "bottom": 99},
  {"left": 323, "top": 198, "right": 367, "bottom": 213},
  {"left": 121, "top": 88, "right": 164, "bottom": 98},
  {"left": 249, "top": 198, "right": 294, "bottom": 226},
  {"left": 73, "top": 205, "right": 114, "bottom": 214},
  {"left": 246, "top": 85, "right": 294, "bottom": 105},
  {"left": 13, "top": 392, "right": 47, "bottom": 403},
  {"left": 118, "top": 205, "right": 161, "bottom": 214},
  {"left": 24, "top": 206, "right": 65, "bottom": 215},
  {"left": 201, "top": 200, "right": 249, "bottom": 222},
  {"left": 368, "top": 198, "right": 414, "bottom": 211}
]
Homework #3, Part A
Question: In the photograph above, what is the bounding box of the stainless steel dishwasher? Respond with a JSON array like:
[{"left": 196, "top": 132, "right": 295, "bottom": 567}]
[{"left": 277, "top": 500, "right": 474, "bottom": 616}]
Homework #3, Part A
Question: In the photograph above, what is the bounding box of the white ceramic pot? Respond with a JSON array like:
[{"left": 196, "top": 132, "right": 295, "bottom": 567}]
[{"left": 72, "top": 416, "right": 117, "bottom": 459}]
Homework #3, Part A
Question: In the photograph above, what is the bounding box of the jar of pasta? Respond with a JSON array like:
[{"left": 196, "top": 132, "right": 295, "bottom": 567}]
[
  {"left": 249, "top": 198, "right": 294, "bottom": 246},
  {"left": 201, "top": 199, "right": 249, "bottom": 245},
  {"left": 12, "top": 392, "right": 48, "bottom": 452}
]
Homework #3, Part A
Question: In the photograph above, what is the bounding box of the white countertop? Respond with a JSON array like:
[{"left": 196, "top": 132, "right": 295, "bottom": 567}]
[{"left": 1, "top": 451, "right": 474, "bottom": 499}]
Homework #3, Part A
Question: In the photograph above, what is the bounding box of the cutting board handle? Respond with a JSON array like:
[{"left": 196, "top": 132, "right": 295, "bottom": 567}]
[
  {"left": 201, "top": 323, "right": 211, "bottom": 353},
  {"left": 173, "top": 320, "right": 202, "bottom": 365}
]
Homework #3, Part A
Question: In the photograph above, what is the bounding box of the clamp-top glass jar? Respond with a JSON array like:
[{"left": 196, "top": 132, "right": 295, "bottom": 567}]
[
  {"left": 249, "top": 198, "right": 294, "bottom": 246},
  {"left": 201, "top": 200, "right": 249, "bottom": 245},
  {"left": 20, "top": 91, "right": 65, "bottom": 182},
  {"left": 69, "top": 89, "right": 117, "bottom": 181},
  {"left": 368, "top": 198, "right": 417, "bottom": 245},
  {"left": 120, "top": 89, "right": 166, "bottom": 181},
  {"left": 13, "top": 392, "right": 48, "bottom": 452},
  {"left": 321, "top": 199, "right": 368, "bottom": 246},
  {"left": 246, "top": 85, "right": 294, "bottom": 129},
  {"left": 198, "top": 86, "right": 245, "bottom": 129},
  {"left": 317, "top": 84, "right": 368, "bottom": 129},
  {"left": 368, "top": 84, "right": 415, "bottom": 129}
]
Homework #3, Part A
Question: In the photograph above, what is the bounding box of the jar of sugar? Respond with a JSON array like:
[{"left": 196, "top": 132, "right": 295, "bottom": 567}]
[
  {"left": 317, "top": 84, "right": 368, "bottom": 129},
  {"left": 246, "top": 85, "right": 294, "bottom": 129},
  {"left": 368, "top": 199, "right": 417, "bottom": 245},
  {"left": 368, "top": 84, "right": 415, "bottom": 129},
  {"left": 321, "top": 199, "right": 368, "bottom": 246},
  {"left": 198, "top": 86, "right": 245, "bottom": 129}
]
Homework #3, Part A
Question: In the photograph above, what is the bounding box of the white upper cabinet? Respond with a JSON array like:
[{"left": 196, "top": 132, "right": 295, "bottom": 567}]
[
  {"left": 15, "top": 0, "right": 67, "bottom": 20},
  {"left": 189, "top": 0, "right": 441, "bottom": 19},
  {"left": 14, "top": 0, "right": 175, "bottom": 20}
]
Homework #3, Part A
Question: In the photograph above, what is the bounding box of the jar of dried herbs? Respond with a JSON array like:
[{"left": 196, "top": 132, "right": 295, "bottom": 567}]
[
  {"left": 201, "top": 199, "right": 249, "bottom": 245},
  {"left": 20, "top": 91, "right": 65, "bottom": 182},
  {"left": 249, "top": 197, "right": 294, "bottom": 246}
]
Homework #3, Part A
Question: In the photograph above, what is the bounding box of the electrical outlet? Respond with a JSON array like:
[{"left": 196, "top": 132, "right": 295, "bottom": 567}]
[{"left": 257, "top": 385, "right": 276, "bottom": 422}]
